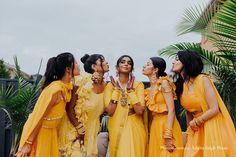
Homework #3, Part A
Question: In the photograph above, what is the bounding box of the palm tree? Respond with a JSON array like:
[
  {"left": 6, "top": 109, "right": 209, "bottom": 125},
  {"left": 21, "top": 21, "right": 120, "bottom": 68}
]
[
  {"left": 0, "top": 56, "right": 42, "bottom": 156},
  {"left": 159, "top": 0, "right": 236, "bottom": 124}
]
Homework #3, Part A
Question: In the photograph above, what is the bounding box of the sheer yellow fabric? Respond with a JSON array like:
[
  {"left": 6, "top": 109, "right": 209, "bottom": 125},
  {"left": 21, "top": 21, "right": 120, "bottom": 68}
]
[
  {"left": 104, "top": 81, "right": 147, "bottom": 157},
  {"left": 17, "top": 81, "right": 72, "bottom": 157},
  {"left": 181, "top": 74, "right": 236, "bottom": 157},
  {"left": 145, "top": 76, "right": 183, "bottom": 157},
  {"left": 58, "top": 73, "right": 105, "bottom": 157}
]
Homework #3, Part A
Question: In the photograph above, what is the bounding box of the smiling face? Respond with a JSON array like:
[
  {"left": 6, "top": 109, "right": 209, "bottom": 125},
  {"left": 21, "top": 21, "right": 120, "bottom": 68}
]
[
  {"left": 172, "top": 55, "right": 184, "bottom": 73},
  {"left": 116, "top": 56, "right": 133, "bottom": 74},
  {"left": 142, "top": 59, "right": 156, "bottom": 76}
]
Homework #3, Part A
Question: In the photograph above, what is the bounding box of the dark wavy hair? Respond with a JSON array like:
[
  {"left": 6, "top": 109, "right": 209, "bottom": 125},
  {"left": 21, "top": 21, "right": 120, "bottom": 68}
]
[
  {"left": 116, "top": 55, "right": 134, "bottom": 72},
  {"left": 42, "top": 52, "right": 74, "bottom": 89},
  {"left": 80, "top": 54, "right": 104, "bottom": 74},
  {"left": 150, "top": 57, "right": 167, "bottom": 77},
  {"left": 174, "top": 50, "right": 203, "bottom": 99}
]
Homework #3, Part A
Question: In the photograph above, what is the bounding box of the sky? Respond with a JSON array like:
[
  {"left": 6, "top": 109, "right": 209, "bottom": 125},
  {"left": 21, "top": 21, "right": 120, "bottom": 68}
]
[{"left": 0, "top": 0, "right": 210, "bottom": 81}]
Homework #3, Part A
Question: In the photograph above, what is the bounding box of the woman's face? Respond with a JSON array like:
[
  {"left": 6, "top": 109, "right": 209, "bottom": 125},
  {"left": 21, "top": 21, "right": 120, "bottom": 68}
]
[
  {"left": 142, "top": 59, "right": 155, "bottom": 76},
  {"left": 172, "top": 55, "right": 184, "bottom": 73},
  {"left": 117, "top": 57, "right": 132, "bottom": 74},
  {"left": 93, "top": 57, "right": 109, "bottom": 73},
  {"left": 73, "top": 60, "right": 80, "bottom": 76}
]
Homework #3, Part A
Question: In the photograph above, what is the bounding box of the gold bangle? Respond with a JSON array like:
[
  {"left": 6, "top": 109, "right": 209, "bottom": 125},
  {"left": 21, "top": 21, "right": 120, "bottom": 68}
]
[
  {"left": 26, "top": 140, "right": 33, "bottom": 145},
  {"left": 75, "top": 123, "right": 85, "bottom": 134},
  {"left": 163, "top": 127, "right": 173, "bottom": 139},
  {"left": 195, "top": 117, "right": 204, "bottom": 126}
]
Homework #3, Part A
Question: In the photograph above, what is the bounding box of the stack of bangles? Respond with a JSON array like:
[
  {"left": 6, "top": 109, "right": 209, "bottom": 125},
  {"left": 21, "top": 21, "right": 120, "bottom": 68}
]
[
  {"left": 163, "top": 127, "right": 173, "bottom": 139},
  {"left": 76, "top": 123, "right": 85, "bottom": 134},
  {"left": 193, "top": 116, "right": 205, "bottom": 127}
]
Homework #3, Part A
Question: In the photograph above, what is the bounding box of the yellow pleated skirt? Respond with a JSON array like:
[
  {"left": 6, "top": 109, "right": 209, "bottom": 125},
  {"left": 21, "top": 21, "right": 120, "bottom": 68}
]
[
  {"left": 148, "top": 114, "right": 183, "bottom": 157},
  {"left": 184, "top": 113, "right": 236, "bottom": 157},
  {"left": 109, "top": 114, "right": 147, "bottom": 157}
]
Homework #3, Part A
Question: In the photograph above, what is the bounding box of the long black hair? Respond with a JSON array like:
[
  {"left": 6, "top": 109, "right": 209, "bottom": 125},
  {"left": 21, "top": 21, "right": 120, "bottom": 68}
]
[
  {"left": 42, "top": 52, "right": 75, "bottom": 89},
  {"left": 116, "top": 55, "right": 134, "bottom": 72},
  {"left": 150, "top": 57, "right": 167, "bottom": 77},
  {"left": 80, "top": 54, "right": 104, "bottom": 74},
  {"left": 174, "top": 50, "right": 203, "bottom": 99}
]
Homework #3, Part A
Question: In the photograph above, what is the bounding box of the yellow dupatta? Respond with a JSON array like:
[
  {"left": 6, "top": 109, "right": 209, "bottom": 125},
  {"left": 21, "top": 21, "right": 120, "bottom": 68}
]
[
  {"left": 196, "top": 74, "right": 236, "bottom": 156},
  {"left": 18, "top": 80, "right": 72, "bottom": 151}
]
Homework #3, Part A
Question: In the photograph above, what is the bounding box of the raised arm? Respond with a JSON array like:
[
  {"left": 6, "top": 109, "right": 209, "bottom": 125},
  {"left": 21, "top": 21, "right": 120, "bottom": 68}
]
[
  {"left": 66, "top": 86, "right": 80, "bottom": 127},
  {"left": 104, "top": 83, "right": 119, "bottom": 116},
  {"left": 201, "top": 76, "right": 220, "bottom": 120},
  {"left": 189, "top": 76, "right": 219, "bottom": 131},
  {"left": 162, "top": 80, "right": 175, "bottom": 129}
]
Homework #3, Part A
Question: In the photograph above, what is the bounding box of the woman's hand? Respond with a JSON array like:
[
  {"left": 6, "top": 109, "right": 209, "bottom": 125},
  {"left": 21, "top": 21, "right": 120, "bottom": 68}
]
[
  {"left": 92, "top": 72, "right": 102, "bottom": 84},
  {"left": 72, "top": 85, "right": 79, "bottom": 94},
  {"left": 164, "top": 138, "right": 176, "bottom": 152},
  {"left": 127, "top": 75, "right": 135, "bottom": 91},
  {"left": 16, "top": 143, "right": 32, "bottom": 157},
  {"left": 189, "top": 119, "right": 199, "bottom": 131}
]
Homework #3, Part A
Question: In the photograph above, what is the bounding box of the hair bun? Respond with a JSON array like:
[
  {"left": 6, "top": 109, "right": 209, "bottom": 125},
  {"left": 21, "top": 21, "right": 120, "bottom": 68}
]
[{"left": 80, "top": 54, "right": 90, "bottom": 64}]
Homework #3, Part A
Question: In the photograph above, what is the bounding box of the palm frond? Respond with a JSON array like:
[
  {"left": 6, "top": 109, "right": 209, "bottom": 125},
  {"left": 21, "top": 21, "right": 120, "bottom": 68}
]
[
  {"left": 213, "top": 65, "right": 236, "bottom": 108},
  {"left": 159, "top": 42, "right": 225, "bottom": 67},
  {"left": 13, "top": 56, "right": 22, "bottom": 79},
  {"left": 177, "top": 2, "right": 218, "bottom": 35},
  {"left": 203, "top": 0, "right": 236, "bottom": 52}
]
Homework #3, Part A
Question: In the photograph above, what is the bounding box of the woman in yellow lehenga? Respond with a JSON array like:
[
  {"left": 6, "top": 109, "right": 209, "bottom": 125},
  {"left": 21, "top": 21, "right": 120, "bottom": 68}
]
[
  {"left": 172, "top": 50, "right": 236, "bottom": 157},
  {"left": 142, "top": 57, "right": 183, "bottom": 157},
  {"left": 104, "top": 55, "right": 147, "bottom": 157},
  {"left": 17, "top": 52, "right": 80, "bottom": 157},
  {"left": 58, "top": 54, "right": 109, "bottom": 157}
]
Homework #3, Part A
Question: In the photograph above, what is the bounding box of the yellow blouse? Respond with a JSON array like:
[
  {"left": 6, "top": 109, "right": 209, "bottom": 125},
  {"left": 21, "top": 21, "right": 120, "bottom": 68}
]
[
  {"left": 145, "top": 76, "right": 176, "bottom": 113},
  {"left": 104, "top": 81, "right": 147, "bottom": 157}
]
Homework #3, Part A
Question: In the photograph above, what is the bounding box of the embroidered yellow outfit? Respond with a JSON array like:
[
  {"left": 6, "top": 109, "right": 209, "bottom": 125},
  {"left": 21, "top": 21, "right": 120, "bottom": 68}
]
[
  {"left": 145, "top": 76, "right": 183, "bottom": 157},
  {"left": 17, "top": 81, "right": 72, "bottom": 157},
  {"left": 104, "top": 81, "right": 147, "bottom": 157},
  {"left": 58, "top": 73, "right": 105, "bottom": 157},
  {"left": 181, "top": 74, "right": 236, "bottom": 157}
]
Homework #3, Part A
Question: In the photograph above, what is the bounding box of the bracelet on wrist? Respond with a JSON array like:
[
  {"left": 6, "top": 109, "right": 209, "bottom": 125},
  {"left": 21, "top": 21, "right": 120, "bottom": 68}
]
[
  {"left": 26, "top": 140, "right": 33, "bottom": 145},
  {"left": 111, "top": 100, "right": 118, "bottom": 104}
]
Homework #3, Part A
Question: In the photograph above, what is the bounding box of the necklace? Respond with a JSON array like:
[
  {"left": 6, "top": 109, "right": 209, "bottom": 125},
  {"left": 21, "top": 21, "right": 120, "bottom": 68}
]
[{"left": 118, "top": 80, "right": 128, "bottom": 107}]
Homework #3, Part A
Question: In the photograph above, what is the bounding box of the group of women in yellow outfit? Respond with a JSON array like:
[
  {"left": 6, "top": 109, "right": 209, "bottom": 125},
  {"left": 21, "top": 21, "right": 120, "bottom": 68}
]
[{"left": 17, "top": 50, "right": 236, "bottom": 157}]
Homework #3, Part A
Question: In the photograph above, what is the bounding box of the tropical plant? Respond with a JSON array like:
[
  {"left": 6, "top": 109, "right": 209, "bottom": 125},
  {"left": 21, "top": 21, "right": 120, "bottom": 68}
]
[
  {"left": 0, "top": 56, "right": 42, "bottom": 156},
  {"left": 159, "top": 0, "right": 236, "bottom": 123},
  {"left": 0, "top": 59, "right": 10, "bottom": 78}
]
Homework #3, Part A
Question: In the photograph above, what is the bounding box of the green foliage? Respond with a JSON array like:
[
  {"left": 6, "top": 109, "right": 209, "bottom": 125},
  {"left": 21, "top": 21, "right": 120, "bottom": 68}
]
[
  {"left": 0, "top": 59, "right": 10, "bottom": 79},
  {"left": 159, "top": 0, "right": 236, "bottom": 124},
  {"left": 0, "top": 56, "right": 42, "bottom": 156}
]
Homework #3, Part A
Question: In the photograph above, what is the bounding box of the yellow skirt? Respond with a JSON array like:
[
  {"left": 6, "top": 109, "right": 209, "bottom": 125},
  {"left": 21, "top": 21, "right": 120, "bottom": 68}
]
[
  {"left": 109, "top": 114, "right": 147, "bottom": 157},
  {"left": 148, "top": 114, "right": 183, "bottom": 157},
  {"left": 29, "top": 120, "right": 61, "bottom": 157},
  {"left": 184, "top": 113, "right": 236, "bottom": 157}
]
